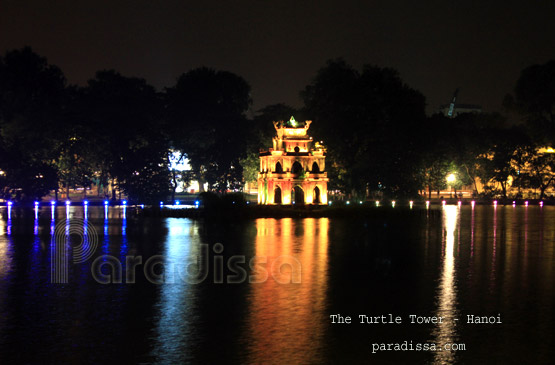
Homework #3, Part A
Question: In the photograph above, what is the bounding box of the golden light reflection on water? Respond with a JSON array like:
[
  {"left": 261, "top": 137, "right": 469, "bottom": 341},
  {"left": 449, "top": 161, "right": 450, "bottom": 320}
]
[
  {"left": 246, "top": 218, "right": 329, "bottom": 363},
  {"left": 433, "top": 205, "right": 459, "bottom": 365}
]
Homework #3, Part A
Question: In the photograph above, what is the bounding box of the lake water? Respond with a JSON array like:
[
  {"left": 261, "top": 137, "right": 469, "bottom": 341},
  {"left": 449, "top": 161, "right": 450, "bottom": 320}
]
[{"left": 0, "top": 205, "right": 553, "bottom": 364}]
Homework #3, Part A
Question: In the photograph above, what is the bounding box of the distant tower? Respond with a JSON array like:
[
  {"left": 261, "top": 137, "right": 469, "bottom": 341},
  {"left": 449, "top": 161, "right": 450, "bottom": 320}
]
[
  {"left": 258, "top": 117, "right": 328, "bottom": 205},
  {"left": 439, "top": 88, "right": 482, "bottom": 117},
  {"left": 447, "top": 88, "right": 459, "bottom": 117}
]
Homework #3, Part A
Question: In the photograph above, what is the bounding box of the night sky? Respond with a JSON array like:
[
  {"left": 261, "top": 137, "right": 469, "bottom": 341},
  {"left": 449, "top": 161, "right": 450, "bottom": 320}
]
[{"left": 2, "top": 0, "right": 554, "bottom": 114}]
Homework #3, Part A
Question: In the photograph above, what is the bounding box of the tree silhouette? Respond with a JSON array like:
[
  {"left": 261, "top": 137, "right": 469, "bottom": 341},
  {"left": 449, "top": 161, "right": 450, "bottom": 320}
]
[
  {"left": 165, "top": 67, "right": 252, "bottom": 192},
  {"left": 0, "top": 47, "right": 65, "bottom": 200},
  {"left": 302, "top": 59, "right": 426, "bottom": 198},
  {"left": 505, "top": 60, "right": 555, "bottom": 144}
]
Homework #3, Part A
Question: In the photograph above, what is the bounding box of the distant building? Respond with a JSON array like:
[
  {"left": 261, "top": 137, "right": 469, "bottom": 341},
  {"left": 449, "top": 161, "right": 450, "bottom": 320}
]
[
  {"left": 258, "top": 117, "right": 328, "bottom": 205},
  {"left": 438, "top": 103, "right": 482, "bottom": 118},
  {"left": 168, "top": 150, "right": 207, "bottom": 193},
  {"left": 439, "top": 88, "right": 482, "bottom": 117}
]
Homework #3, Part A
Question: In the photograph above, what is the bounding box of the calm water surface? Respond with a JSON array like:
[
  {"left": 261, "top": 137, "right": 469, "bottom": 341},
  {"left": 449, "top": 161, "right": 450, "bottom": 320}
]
[{"left": 0, "top": 205, "right": 553, "bottom": 364}]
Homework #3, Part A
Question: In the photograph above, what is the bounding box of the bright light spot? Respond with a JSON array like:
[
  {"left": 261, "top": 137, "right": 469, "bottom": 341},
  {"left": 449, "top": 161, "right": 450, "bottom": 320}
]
[
  {"left": 426, "top": 201, "right": 430, "bottom": 209},
  {"left": 122, "top": 200, "right": 127, "bottom": 206},
  {"left": 446, "top": 173, "right": 456, "bottom": 183},
  {"left": 346, "top": 201, "right": 350, "bottom": 205},
  {"left": 493, "top": 200, "right": 498, "bottom": 207},
  {"left": 375, "top": 200, "right": 380, "bottom": 207},
  {"left": 175, "top": 200, "right": 180, "bottom": 205},
  {"left": 84, "top": 201, "right": 88, "bottom": 205},
  {"left": 471, "top": 200, "right": 475, "bottom": 208},
  {"left": 51, "top": 201, "right": 56, "bottom": 206},
  {"left": 65, "top": 201, "right": 70, "bottom": 206},
  {"left": 524, "top": 201, "right": 528, "bottom": 207},
  {"left": 34, "top": 201, "right": 39, "bottom": 206},
  {"left": 391, "top": 200, "right": 396, "bottom": 208},
  {"left": 442, "top": 200, "right": 446, "bottom": 206},
  {"left": 104, "top": 200, "right": 109, "bottom": 206},
  {"left": 169, "top": 150, "right": 192, "bottom": 171},
  {"left": 359, "top": 201, "right": 362, "bottom": 204},
  {"left": 457, "top": 201, "right": 461, "bottom": 207},
  {"left": 540, "top": 201, "right": 544, "bottom": 207}
]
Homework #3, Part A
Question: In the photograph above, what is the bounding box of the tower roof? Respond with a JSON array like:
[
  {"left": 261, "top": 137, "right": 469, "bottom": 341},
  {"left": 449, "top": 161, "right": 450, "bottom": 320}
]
[
  {"left": 273, "top": 117, "right": 312, "bottom": 137},
  {"left": 283, "top": 116, "right": 305, "bottom": 128}
]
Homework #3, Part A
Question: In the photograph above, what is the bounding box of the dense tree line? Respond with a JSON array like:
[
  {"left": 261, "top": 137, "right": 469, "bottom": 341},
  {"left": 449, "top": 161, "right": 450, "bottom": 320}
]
[
  {"left": 1, "top": 47, "right": 554, "bottom": 202},
  {"left": 300, "top": 59, "right": 555, "bottom": 200},
  {"left": 0, "top": 48, "right": 252, "bottom": 203}
]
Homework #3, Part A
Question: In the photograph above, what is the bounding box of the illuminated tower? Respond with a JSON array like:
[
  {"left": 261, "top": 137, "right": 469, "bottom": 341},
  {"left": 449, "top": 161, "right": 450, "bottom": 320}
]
[{"left": 258, "top": 117, "right": 328, "bottom": 205}]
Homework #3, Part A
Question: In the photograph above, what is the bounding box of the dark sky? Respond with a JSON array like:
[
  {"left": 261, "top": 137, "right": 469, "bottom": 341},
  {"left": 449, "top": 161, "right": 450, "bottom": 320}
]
[{"left": 1, "top": 0, "right": 554, "bottom": 114}]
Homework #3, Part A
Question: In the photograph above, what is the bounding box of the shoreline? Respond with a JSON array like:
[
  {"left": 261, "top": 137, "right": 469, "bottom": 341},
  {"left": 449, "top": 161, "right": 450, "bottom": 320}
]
[
  {"left": 139, "top": 199, "right": 551, "bottom": 219},
  {"left": 1, "top": 197, "right": 552, "bottom": 207}
]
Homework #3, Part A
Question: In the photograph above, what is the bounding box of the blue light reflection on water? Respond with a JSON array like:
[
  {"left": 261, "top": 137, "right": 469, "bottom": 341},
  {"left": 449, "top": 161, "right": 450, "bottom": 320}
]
[
  {"left": 120, "top": 209, "right": 128, "bottom": 259},
  {"left": 149, "top": 218, "right": 196, "bottom": 363}
]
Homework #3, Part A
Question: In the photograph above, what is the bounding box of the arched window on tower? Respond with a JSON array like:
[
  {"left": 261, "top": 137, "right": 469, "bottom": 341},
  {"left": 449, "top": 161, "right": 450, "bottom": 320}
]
[
  {"left": 291, "top": 161, "right": 303, "bottom": 175},
  {"left": 292, "top": 186, "right": 304, "bottom": 204},
  {"left": 274, "top": 186, "right": 282, "bottom": 204},
  {"left": 313, "top": 186, "right": 321, "bottom": 204},
  {"left": 311, "top": 162, "right": 320, "bottom": 173},
  {"left": 275, "top": 161, "right": 283, "bottom": 173}
]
